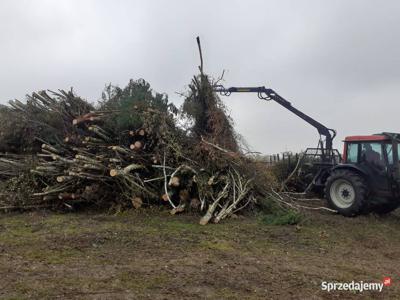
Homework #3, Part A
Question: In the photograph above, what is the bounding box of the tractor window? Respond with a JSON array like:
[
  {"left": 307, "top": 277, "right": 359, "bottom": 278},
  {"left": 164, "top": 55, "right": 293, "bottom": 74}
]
[
  {"left": 361, "top": 143, "right": 384, "bottom": 167},
  {"left": 385, "top": 144, "right": 399, "bottom": 165},
  {"left": 347, "top": 143, "right": 358, "bottom": 163}
]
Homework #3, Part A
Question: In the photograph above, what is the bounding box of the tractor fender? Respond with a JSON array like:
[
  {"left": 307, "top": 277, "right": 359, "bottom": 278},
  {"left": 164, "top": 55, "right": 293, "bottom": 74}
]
[{"left": 329, "top": 164, "right": 369, "bottom": 181}]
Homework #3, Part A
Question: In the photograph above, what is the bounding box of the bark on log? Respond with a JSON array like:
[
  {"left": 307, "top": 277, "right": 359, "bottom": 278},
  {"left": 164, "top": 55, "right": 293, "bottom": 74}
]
[{"left": 109, "top": 163, "right": 145, "bottom": 177}]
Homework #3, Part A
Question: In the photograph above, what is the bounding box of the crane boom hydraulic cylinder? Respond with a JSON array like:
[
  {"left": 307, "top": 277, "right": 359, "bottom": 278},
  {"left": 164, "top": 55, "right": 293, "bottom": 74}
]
[{"left": 213, "top": 85, "right": 337, "bottom": 162}]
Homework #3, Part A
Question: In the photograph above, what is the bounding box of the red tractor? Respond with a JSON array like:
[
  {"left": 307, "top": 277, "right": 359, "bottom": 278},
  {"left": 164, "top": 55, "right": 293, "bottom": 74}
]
[
  {"left": 326, "top": 133, "right": 400, "bottom": 215},
  {"left": 213, "top": 85, "right": 400, "bottom": 216}
]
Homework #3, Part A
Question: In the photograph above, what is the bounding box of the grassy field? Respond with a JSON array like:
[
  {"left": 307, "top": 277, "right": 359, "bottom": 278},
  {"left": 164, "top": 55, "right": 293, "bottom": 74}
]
[{"left": 1, "top": 207, "right": 399, "bottom": 299}]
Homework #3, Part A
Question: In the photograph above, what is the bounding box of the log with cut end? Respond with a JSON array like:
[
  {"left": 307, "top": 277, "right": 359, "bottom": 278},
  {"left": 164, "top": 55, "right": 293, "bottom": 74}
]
[
  {"left": 111, "top": 146, "right": 130, "bottom": 155},
  {"left": 109, "top": 163, "right": 145, "bottom": 177},
  {"left": 56, "top": 176, "right": 73, "bottom": 183},
  {"left": 128, "top": 128, "right": 146, "bottom": 137},
  {"left": 109, "top": 169, "right": 119, "bottom": 177},
  {"left": 72, "top": 112, "right": 102, "bottom": 125},
  {"left": 50, "top": 154, "right": 74, "bottom": 164},
  {"left": 131, "top": 197, "right": 143, "bottom": 209},
  {"left": 199, "top": 210, "right": 213, "bottom": 226},
  {"left": 83, "top": 163, "right": 105, "bottom": 171},
  {"left": 130, "top": 141, "right": 143, "bottom": 150},
  {"left": 72, "top": 113, "right": 92, "bottom": 125},
  {"left": 88, "top": 125, "right": 110, "bottom": 141},
  {"left": 199, "top": 182, "right": 230, "bottom": 225},
  {"left": 58, "top": 193, "right": 79, "bottom": 200},
  {"left": 84, "top": 136, "right": 103, "bottom": 144},
  {"left": 35, "top": 166, "right": 59, "bottom": 173},
  {"left": 109, "top": 158, "right": 122, "bottom": 163},
  {"left": 64, "top": 135, "right": 81, "bottom": 144},
  {"left": 41, "top": 144, "right": 61, "bottom": 154},
  {"left": 170, "top": 203, "right": 186, "bottom": 215},
  {"left": 137, "top": 128, "right": 146, "bottom": 136},
  {"left": 74, "top": 154, "right": 101, "bottom": 165},
  {"left": 161, "top": 193, "right": 172, "bottom": 202},
  {"left": 169, "top": 176, "right": 180, "bottom": 187}
]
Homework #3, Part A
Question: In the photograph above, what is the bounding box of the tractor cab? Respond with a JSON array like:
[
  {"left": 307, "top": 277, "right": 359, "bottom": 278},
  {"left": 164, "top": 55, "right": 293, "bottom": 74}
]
[
  {"left": 343, "top": 134, "right": 398, "bottom": 164},
  {"left": 342, "top": 133, "right": 400, "bottom": 184},
  {"left": 325, "top": 133, "right": 400, "bottom": 215}
]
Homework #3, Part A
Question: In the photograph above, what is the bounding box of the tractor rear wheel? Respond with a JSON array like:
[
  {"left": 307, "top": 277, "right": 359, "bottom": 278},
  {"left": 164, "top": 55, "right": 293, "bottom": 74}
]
[{"left": 325, "top": 169, "right": 368, "bottom": 216}]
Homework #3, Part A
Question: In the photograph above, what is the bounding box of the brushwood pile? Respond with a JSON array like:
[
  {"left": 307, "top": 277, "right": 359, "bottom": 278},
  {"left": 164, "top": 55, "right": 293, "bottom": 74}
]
[{"left": 0, "top": 74, "right": 277, "bottom": 224}]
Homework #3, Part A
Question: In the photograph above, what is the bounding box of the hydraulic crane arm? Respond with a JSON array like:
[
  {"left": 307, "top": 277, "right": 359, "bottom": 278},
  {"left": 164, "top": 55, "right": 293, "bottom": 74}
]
[{"left": 213, "top": 85, "right": 337, "bottom": 159}]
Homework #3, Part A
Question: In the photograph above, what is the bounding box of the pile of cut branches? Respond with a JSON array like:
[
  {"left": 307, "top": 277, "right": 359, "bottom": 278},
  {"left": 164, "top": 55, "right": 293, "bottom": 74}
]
[{"left": 0, "top": 75, "right": 278, "bottom": 224}]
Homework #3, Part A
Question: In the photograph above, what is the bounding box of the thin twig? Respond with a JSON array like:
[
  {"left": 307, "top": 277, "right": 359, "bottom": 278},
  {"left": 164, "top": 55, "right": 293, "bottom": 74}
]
[
  {"left": 163, "top": 151, "right": 176, "bottom": 209},
  {"left": 201, "top": 136, "right": 233, "bottom": 154},
  {"left": 196, "top": 36, "right": 204, "bottom": 75}
]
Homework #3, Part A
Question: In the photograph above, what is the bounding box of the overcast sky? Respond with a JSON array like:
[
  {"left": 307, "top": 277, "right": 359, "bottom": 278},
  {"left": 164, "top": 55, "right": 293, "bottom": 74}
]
[{"left": 1, "top": 0, "right": 399, "bottom": 154}]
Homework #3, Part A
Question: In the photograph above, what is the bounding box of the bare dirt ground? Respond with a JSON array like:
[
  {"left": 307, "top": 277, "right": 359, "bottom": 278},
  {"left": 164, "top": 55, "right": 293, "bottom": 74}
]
[{"left": 1, "top": 207, "right": 399, "bottom": 299}]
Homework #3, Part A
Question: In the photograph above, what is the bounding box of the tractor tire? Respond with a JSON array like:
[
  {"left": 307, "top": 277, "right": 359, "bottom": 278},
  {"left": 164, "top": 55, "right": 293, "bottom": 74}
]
[
  {"left": 325, "top": 169, "right": 368, "bottom": 217},
  {"left": 374, "top": 202, "right": 400, "bottom": 214}
]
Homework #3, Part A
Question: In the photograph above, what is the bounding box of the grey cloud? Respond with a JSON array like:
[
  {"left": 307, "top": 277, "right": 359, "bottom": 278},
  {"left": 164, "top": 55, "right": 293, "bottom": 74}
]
[{"left": 1, "top": 0, "right": 399, "bottom": 154}]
